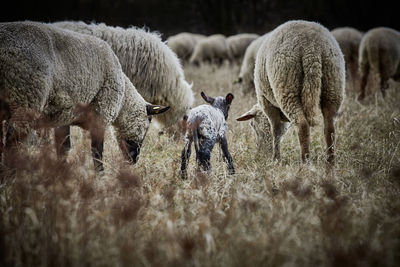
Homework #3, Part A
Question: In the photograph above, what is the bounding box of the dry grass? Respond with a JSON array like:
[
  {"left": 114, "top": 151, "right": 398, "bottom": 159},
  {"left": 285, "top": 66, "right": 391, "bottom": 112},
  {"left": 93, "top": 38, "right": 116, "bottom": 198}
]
[{"left": 1, "top": 63, "right": 400, "bottom": 267}]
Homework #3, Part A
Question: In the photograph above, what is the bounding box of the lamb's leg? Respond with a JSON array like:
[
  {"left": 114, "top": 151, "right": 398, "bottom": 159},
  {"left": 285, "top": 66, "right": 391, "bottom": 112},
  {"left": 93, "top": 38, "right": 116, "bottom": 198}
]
[
  {"left": 297, "top": 119, "right": 310, "bottom": 163},
  {"left": 219, "top": 136, "right": 235, "bottom": 175},
  {"left": 54, "top": 126, "right": 70, "bottom": 159},
  {"left": 197, "top": 138, "right": 215, "bottom": 173},
  {"left": 180, "top": 134, "right": 192, "bottom": 179},
  {"left": 322, "top": 106, "right": 336, "bottom": 166},
  {"left": 90, "top": 127, "right": 105, "bottom": 172}
]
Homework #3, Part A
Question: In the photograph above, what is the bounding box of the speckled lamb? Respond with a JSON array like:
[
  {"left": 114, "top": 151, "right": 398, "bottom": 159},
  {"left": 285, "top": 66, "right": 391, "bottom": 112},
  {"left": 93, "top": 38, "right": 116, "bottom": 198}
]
[
  {"left": 358, "top": 27, "right": 400, "bottom": 100},
  {"left": 237, "top": 20, "right": 345, "bottom": 166},
  {"left": 0, "top": 21, "right": 169, "bottom": 170},
  {"left": 54, "top": 21, "right": 193, "bottom": 130},
  {"left": 181, "top": 92, "right": 234, "bottom": 178},
  {"left": 331, "top": 27, "right": 363, "bottom": 92}
]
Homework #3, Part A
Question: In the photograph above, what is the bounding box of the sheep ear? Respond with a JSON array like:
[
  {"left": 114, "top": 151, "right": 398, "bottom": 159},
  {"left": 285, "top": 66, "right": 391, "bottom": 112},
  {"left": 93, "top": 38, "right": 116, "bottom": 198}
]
[
  {"left": 201, "top": 92, "right": 214, "bottom": 104},
  {"left": 236, "top": 109, "right": 257, "bottom": 121},
  {"left": 226, "top": 93, "right": 234, "bottom": 105},
  {"left": 146, "top": 105, "right": 170, "bottom": 116}
]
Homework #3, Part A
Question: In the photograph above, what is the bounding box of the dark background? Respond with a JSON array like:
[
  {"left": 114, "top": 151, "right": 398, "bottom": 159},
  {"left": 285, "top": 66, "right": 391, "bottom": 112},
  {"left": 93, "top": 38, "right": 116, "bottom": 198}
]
[{"left": 0, "top": 0, "right": 397, "bottom": 38}]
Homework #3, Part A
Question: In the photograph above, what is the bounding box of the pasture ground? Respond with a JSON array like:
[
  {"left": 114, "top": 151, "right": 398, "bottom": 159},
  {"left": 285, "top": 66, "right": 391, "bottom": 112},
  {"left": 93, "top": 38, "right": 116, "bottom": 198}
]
[{"left": 1, "top": 63, "right": 400, "bottom": 266}]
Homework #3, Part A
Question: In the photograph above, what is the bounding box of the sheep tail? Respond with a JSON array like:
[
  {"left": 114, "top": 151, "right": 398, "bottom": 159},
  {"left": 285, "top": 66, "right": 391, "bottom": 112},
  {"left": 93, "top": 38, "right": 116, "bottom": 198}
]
[{"left": 301, "top": 54, "right": 322, "bottom": 127}]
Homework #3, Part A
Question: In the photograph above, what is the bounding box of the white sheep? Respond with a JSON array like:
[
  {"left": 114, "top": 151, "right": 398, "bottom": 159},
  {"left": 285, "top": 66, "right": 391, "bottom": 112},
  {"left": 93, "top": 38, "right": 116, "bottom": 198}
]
[
  {"left": 0, "top": 21, "right": 169, "bottom": 170},
  {"left": 167, "top": 32, "right": 206, "bottom": 62},
  {"left": 237, "top": 20, "right": 345, "bottom": 166},
  {"left": 181, "top": 92, "right": 234, "bottom": 178},
  {"left": 358, "top": 27, "right": 400, "bottom": 100},
  {"left": 226, "top": 33, "right": 259, "bottom": 63},
  {"left": 331, "top": 27, "right": 363, "bottom": 92},
  {"left": 189, "top": 34, "right": 230, "bottom": 65},
  {"left": 235, "top": 33, "right": 269, "bottom": 93},
  {"left": 236, "top": 104, "right": 275, "bottom": 154},
  {"left": 54, "top": 21, "right": 194, "bottom": 131}
]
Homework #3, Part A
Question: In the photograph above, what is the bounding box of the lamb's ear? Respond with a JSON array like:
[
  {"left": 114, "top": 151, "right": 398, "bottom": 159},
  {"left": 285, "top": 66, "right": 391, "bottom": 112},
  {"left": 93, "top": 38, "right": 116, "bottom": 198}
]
[
  {"left": 236, "top": 109, "right": 257, "bottom": 121},
  {"left": 146, "top": 105, "right": 170, "bottom": 116},
  {"left": 226, "top": 93, "right": 234, "bottom": 105},
  {"left": 201, "top": 91, "right": 215, "bottom": 104}
]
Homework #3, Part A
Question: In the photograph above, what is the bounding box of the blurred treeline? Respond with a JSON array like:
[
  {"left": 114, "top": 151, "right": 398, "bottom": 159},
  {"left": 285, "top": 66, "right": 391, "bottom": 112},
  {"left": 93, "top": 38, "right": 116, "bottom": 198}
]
[{"left": 1, "top": 0, "right": 397, "bottom": 37}]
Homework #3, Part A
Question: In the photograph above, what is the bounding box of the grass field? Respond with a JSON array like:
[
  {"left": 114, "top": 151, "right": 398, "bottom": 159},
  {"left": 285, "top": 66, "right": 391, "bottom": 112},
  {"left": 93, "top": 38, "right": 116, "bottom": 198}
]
[{"left": 1, "top": 63, "right": 400, "bottom": 266}]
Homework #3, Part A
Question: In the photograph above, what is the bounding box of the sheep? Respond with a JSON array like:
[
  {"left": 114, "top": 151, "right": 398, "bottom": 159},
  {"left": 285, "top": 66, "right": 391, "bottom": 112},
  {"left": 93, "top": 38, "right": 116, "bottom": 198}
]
[
  {"left": 181, "top": 92, "right": 235, "bottom": 178},
  {"left": 167, "top": 32, "right": 206, "bottom": 62},
  {"left": 237, "top": 20, "right": 345, "bottom": 166},
  {"left": 53, "top": 21, "right": 194, "bottom": 132},
  {"left": 226, "top": 33, "right": 259, "bottom": 63},
  {"left": 358, "top": 27, "right": 400, "bottom": 100},
  {"left": 0, "top": 21, "right": 169, "bottom": 170},
  {"left": 236, "top": 104, "right": 275, "bottom": 155},
  {"left": 189, "top": 34, "right": 230, "bottom": 66},
  {"left": 235, "top": 33, "right": 269, "bottom": 93},
  {"left": 331, "top": 27, "right": 363, "bottom": 92}
]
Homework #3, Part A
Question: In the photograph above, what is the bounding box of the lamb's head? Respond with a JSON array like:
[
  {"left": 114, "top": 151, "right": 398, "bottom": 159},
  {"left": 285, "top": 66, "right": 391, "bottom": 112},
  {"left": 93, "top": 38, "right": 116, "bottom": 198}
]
[{"left": 201, "top": 91, "right": 234, "bottom": 119}]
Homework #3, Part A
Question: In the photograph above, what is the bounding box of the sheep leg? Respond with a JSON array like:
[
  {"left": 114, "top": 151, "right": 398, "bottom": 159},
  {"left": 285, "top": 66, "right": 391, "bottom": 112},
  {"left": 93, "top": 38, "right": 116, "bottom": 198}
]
[
  {"left": 180, "top": 135, "right": 192, "bottom": 179},
  {"left": 219, "top": 136, "right": 235, "bottom": 175},
  {"left": 359, "top": 64, "right": 369, "bottom": 100},
  {"left": 90, "top": 127, "right": 105, "bottom": 172},
  {"left": 322, "top": 106, "right": 336, "bottom": 166},
  {"left": 0, "top": 120, "right": 10, "bottom": 164},
  {"left": 54, "top": 126, "right": 71, "bottom": 159},
  {"left": 269, "top": 116, "right": 287, "bottom": 161},
  {"left": 380, "top": 79, "right": 389, "bottom": 98},
  {"left": 197, "top": 138, "right": 215, "bottom": 173},
  {"left": 297, "top": 119, "right": 310, "bottom": 163},
  {"left": 350, "top": 62, "right": 359, "bottom": 92}
]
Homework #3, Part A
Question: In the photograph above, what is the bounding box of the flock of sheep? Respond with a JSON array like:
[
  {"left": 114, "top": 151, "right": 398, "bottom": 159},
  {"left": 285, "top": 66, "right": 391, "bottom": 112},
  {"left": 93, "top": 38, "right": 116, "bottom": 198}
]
[{"left": 0, "top": 19, "right": 399, "bottom": 176}]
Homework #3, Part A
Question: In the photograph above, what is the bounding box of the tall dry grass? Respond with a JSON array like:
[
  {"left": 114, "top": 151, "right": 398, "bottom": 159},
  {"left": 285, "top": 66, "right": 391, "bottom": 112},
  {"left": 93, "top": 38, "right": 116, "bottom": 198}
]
[{"left": 1, "top": 63, "right": 400, "bottom": 266}]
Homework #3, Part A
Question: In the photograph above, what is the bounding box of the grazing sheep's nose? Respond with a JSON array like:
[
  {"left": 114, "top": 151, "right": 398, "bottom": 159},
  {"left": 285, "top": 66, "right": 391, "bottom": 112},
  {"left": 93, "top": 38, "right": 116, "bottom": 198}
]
[{"left": 126, "top": 140, "right": 141, "bottom": 164}]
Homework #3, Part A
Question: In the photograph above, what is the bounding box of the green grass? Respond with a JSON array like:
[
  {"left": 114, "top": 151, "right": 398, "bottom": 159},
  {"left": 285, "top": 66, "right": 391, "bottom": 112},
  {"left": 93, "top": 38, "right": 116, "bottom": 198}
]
[{"left": 1, "top": 63, "right": 400, "bottom": 266}]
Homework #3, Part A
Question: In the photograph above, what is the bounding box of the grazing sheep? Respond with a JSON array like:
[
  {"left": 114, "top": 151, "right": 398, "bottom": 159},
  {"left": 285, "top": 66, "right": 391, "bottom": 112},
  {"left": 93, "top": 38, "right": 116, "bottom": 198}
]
[
  {"left": 237, "top": 104, "right": 276, "bottom": 155},
  {"left": 237, "top": 20, "right": 345, "bottom": 166},
  {"left": 181, "top": 92, "right": 235, "bottom": 178},
  {"left": 235, "top": 33, "right": 269, "bottom": 93},
  {"left": 227, "top": 33, "right": 259, "bottom": 62},
  {"left": 54, "top": 21, "right": 193, "bottom": 130},
  {"left": 358, "top": 27, "right": 400, "bottom": 100},
  {"left": 189, "top": 34, "right": 230, "bottom": 65},
  {"left": 331, "top": 27, "right": 363, "bottom": 92},
  {"left": 167, "top": 32, "right": 206, "bottom": 62},
  {"left": 0, "top": 21, "right": 169, "bottom": 170}
]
